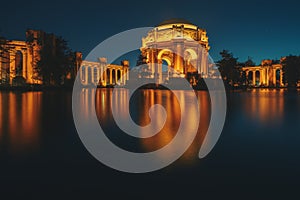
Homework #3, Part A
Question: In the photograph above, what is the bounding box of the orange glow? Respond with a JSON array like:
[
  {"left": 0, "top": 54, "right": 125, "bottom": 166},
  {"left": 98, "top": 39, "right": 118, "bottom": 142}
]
[
  {"left": 1, "top": 92, "right": 42, "bottom": 153},
  {"left": 246, "top": 89, "right": 284, "bottom": 123}
]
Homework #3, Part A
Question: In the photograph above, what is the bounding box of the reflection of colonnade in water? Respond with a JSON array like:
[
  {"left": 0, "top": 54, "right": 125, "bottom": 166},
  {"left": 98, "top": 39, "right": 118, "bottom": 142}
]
[
  {"left": 80, "top": 58, "right": 129, "bottom": 86},
  {"left": 91, "top": 88, "right": 211, "bottom": 161},
  {"left": 243, "top": 89, "right": 285, "bottom": 123},
  {"left": 0, "top": 92, "right": 42, "bottom": 151}
]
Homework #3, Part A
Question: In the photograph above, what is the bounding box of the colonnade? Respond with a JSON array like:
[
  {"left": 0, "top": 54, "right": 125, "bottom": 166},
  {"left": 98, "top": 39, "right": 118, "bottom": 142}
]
[
  {"left": 79, "top": 59, "right": 129, "bottom": 86},
  {"left": 243, "top": 65, "right": 283, "bottom": 87},
  {"left": 146, "top": 45, "right": 209, "bottom": 84}
]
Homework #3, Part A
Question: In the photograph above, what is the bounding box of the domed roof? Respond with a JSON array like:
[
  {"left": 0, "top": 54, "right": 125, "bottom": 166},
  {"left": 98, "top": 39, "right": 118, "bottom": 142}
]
[{"left": 157, "top": 18, "right": 195, "bottom": 26}]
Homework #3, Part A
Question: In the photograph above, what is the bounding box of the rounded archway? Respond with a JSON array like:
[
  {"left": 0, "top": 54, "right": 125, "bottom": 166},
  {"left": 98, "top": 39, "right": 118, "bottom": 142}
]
[
  {"left": 184, "top": 49, "right": 198, "bottom": 73},
  {"left": 276, "top": 69, "right": 281, "bottom": 86},
  {"left": 15, "top": 51, "right": 23, "bottom": 76},
  {"left": 255, "top": 71, "right": 260, "bottom": 86},
  {"left": 248, "top": 71, "right": 253, "bottom": 84}
]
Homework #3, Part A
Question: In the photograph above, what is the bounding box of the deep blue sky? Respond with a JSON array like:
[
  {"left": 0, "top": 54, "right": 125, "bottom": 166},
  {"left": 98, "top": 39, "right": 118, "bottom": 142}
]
[{"left": 1, "top": 0, "right": 300, "bottom": 65}]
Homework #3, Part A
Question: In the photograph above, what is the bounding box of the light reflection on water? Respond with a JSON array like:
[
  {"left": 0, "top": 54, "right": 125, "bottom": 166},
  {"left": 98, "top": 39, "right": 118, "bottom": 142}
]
[
  {"left": 94, "top": 88, "right": 211, "bottom": 163},
  {"left": 1, "top": 88, "right": 300, "bottom": 197},
  {"left": 0, "top": 92, "right": 42, "bottom": 153},
  {"left": 246, "top": 89, "right": 285, "bottom": 124},
  {"left": 0, "top": 88, "right": 295, "bottom": 160}
]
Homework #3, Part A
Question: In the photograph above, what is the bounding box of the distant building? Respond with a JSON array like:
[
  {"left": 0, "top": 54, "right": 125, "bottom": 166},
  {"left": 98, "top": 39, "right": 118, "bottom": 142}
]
[
  {"left": 0, "top": 30, "right": 81, "bottom": 85},
  {"left": 242, "top": 58, "right": 285, "bottom": 87},
  {"left": 139, "top": 19, "right": 218, "bottom": 85},
  {"left": 79, "top": 58, "right": 129, "bottom": 86}
]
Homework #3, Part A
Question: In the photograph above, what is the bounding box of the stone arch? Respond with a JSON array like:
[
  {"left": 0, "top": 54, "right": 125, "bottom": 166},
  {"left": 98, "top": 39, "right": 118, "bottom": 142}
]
[
  {"left": 107, "top": 69, "right": 111, "bottom": 85},
  {"left": 184, "top": 48, "right": 197, "bottom": 60},
  {"left": 112, "top": 69, "right": 116, "bottom": 84},
  {"left": 255, "top": 71, "right": 260, "bottom": 86},
  {"left": 248, "top": 71, "right": 253, "bottom": 84},
  {"left": 276, "top": 69, "right": 281, "bottom": 86},
  {"left": 157, "top": 49, "right": 173, "bottom": 60},
  {"left": 15, "top": 50, "right": 23, "bottom": 76},
  {"left": 184, "top": 48, "right": 198, "bottom": 73},
  {"left": 117, "top": 69, "right": 121, "bottom": 83}
]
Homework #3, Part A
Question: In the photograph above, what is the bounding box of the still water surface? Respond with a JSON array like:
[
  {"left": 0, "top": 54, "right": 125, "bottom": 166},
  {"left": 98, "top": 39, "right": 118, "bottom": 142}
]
[{"left": 1, "top": 89, "right": 300, "bottom": 198}]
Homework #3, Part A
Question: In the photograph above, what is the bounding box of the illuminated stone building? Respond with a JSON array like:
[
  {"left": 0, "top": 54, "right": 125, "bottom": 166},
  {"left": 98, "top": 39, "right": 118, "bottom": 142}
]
[
  {"left": 79, "top": 58, "right": 129, "bottom": 86},
  {"left": 139, "top": 19, "right": 214, "bottom": 84},
  {"left": 0, "top": 30, "right": 42, "bottom": 85},
  {"left": 0, "top": 30, "right": 81, "bottom": 85},
  {"left": 242, "top": 59, "right": 284, "bottom": 87}
]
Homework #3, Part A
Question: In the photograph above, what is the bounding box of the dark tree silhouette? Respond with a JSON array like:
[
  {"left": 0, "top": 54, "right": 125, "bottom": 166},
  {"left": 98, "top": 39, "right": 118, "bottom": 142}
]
[
  {"left": 282, "top": 55, "right": 300, "bottom": 88},
  {"left": 243, "top": 57, "right": 256, "bottom": 67},
  {"left": 35, "top": 34, "right": 73, "bottom": 86},
  {"left": 217, "top": 50, "right": 243, "bottom": 87}
]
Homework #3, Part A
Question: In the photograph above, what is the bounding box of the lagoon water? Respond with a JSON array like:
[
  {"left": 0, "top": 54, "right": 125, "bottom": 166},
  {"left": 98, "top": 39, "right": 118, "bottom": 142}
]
[{"left": 1, "top": 89, "right": 300, "bottom": 198}]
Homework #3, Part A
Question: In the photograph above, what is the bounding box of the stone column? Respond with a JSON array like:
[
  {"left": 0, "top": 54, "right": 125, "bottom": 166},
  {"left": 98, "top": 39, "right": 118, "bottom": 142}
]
[
  {"left": 266, "top": 68, "right": 269, "bottom": 86},
  {"left": 120, "top": 70, "right": 124, "bottom": 85},
  {"left": 22, "top": 51, "right": 27, "bottom": 80},
  {"left": 260, "top": 70, "right": 263, "bottom": 86},
  {"left": 280, "top": 70, "right": 283, "bottom": 87},
  {"left": 252, "top": 71, "right": 256, "bottom": 86},
  {"left": 115, "top": 69, "right": 118, "bottom": 84},
  {"left": 97, "top": 67, "right": 100, "bottom": 85},
  {"left": 90, "top": 67, "right": 94, "bottom": 85},
  {"left": 273, "top": 69, "right": 276, "bottom": 86},
  {"left": 9, "top": 53, "right": 15, "bottom": 84},
  {"left": 150, "top": 49, "right": 155, "bottom": 77},
  {"left": 197, "top": 47, "right": 201, "bottom": 74},
  {"left": 109, "top": 69, "right": 112, "bottom": 85},
  {"left": 262, "top": 68, "right": 266, "bottom": 85},
  {"left": 201, "top": 49, "right": 207, "bottom": 77},
  {"left": 174, "top": 43, "right": 184, "bottom": 73},
  {"left": 100, "top": 65, "right": 103, "bottom": 83},
  {"left": 155, "top": 60, "right": 161, "bottom": 84},
  {"left": 85, "top": 66, "right": 89, "bottom": 85},
  {"left": 127, "top": 68, "right": 129, "bottom": 80},
  {"left": 103, "top": 67, "right": 107, "bottom": 86},
  {"left": 0, "top": 56, "right": 2, "bottom": 82}
]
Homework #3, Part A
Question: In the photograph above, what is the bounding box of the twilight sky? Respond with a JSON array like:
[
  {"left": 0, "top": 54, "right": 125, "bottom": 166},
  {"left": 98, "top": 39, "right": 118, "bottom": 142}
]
[{"left": 1, "top": 0, "right": 300, "bottom": 65}]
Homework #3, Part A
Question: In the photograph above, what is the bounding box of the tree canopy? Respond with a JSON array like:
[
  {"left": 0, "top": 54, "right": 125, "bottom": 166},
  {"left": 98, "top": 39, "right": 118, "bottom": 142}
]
[
  {"left": 218, "top": 50, "right": 244, "bottom": 87},
  {"left": 282, "top": 55, "right": 300, "bottom": 88},
  {"left": 33, "top": 33, "right": 74, "bottom": 85}
]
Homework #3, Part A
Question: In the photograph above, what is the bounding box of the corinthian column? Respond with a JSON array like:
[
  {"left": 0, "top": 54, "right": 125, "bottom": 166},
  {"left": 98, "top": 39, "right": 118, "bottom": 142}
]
[{"left": 174, "top": 43, "right": 184, "bottom": 73}]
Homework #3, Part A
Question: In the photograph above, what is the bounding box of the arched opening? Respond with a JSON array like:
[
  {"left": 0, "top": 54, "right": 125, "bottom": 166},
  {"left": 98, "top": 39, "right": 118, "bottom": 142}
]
[
  {"left": 248, "top": 71, "right": 253, "bottom": 84},
  {"left": 184, "top": 49, "right": 198, "bottom": 73},
  {"left": 162, "top": 59, "right": 169, "bottom": 72},
  {"left": 106, "top": 69, "right": 111, "bottom": 85},
  {"left": 157, "top": 49, "right": 172, "bottom": 60},
  {"left": 112, "top": 69, "right": 116, "bottom": 85},
  {"left": 117, "top": 70, "right": 121, "bottom": 83},
  {"left": 255, "top": 71, "right": 260, "bottom": 86},
  {"left": 160, "top": 57, "right": 172, "bottom": 83},
  {"left": 276, "top": 69, "right": 281, "bottom": 86},
  {"left": 15, "top": 51, "right": 23, "bottom": 76}
]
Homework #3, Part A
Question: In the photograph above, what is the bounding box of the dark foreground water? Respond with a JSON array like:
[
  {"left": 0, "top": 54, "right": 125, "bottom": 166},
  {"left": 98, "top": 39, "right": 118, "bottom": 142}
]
[{"left": 1, "top": 89, "right": 300, "bottom": 199}]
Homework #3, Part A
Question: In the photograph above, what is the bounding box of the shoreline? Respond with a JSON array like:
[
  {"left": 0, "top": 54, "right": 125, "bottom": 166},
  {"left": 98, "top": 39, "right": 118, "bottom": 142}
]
[{"left": 0, "top": 84, "right": 293, "bottom": 92}]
